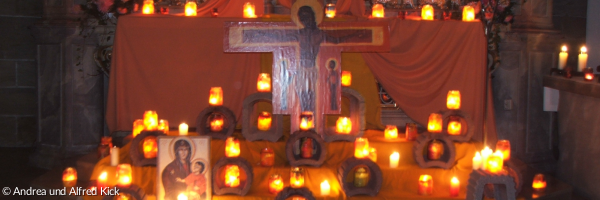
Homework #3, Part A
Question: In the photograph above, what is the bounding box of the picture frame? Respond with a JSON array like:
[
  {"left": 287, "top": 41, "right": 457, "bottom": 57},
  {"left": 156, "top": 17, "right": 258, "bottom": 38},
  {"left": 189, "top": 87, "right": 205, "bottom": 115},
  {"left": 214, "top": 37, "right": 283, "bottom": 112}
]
[{"left": 157, "top": 136, "right": 212, "bottom": 200}]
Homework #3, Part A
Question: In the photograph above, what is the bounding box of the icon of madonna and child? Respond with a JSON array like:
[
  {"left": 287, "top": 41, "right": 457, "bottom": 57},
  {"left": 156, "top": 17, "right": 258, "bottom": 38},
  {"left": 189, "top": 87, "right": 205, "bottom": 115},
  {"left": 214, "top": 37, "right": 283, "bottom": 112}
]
[{"left": 158, "top": 137, "right": 211, "bottom": 200}]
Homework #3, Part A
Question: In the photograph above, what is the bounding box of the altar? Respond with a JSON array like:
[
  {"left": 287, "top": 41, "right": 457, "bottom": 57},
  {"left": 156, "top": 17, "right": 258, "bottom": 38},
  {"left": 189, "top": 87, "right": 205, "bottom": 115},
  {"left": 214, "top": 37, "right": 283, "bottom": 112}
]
[{"left": 98, "top": 8, "right": 498, "bottom": 200}]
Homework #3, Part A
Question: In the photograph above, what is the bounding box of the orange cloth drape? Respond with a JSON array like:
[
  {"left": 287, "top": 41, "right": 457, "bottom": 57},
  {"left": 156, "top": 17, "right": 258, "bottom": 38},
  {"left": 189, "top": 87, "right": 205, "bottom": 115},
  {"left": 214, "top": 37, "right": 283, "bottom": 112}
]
[
  {"left": 195, "top": 0, "right": 264, "bottom": 17},
  {"left": 276, "top": 0, "right": 365, "bottom": 17},
  {"left": 362, "top": 20, "right": 496, "bottom": 144}
]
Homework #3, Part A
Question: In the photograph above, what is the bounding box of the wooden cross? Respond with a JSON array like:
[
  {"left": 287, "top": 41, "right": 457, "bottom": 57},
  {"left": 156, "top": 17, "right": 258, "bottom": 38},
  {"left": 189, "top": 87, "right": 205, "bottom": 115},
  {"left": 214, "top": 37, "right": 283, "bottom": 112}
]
[{"left": 224, "top": 0, "right": 389, "bottom": 133}]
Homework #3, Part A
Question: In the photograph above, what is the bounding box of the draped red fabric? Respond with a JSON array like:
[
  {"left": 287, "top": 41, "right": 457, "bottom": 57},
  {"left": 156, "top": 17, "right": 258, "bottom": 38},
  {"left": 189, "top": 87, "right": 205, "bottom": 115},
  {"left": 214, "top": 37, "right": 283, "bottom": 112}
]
[
  {"left": 277, "top": 0, "right": 365, "bottom": 17},
  {"left": 195, "top": 0, "right": 264, "bottom": 17},
  {"left": 362, "top": 19, "right": 497, "bottom": 144}
]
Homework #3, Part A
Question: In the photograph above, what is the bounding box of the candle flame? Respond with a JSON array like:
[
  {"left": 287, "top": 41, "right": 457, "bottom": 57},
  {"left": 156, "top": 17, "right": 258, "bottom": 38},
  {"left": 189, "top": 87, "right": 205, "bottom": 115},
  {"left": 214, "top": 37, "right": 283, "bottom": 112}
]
[
  {"left": 561, "top": 45, "right": 567, "bottom": 52},
  {"left": 99, "top": 172, "right": 107, "bottom": 180},
  {"left": 451, "top": 177, "right": 459, "bottom": 184},
  {"left": 581, "top": 46, "right": 587, "bottom": 53}
]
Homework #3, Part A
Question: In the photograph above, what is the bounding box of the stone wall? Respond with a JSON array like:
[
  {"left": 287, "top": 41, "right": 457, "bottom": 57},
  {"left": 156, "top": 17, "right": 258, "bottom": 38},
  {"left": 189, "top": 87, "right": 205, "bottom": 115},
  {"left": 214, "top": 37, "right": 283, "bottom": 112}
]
[{"left": 0, "top": 0, "right": 43, "bottom": 147}]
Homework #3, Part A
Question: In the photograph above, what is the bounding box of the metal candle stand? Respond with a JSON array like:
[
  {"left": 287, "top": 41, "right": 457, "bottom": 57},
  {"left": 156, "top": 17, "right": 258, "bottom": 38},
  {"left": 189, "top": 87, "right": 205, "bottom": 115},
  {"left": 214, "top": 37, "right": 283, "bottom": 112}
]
[
  {"left": 211, "top": 157, "right": 254, "bottom": 196},
  {"left": 285, "top": 130, "right": 327, "bottom": 167},
  {"left": 321, "top": 87, "right": 366, "bottom": 142},
  {"left": 241, "top": 92, "right": 283, "bottom": 142},
  {"left": 129, "top": 131, "right": 166, "bottom": 166},
  {"left": 337, "top": 157, "right": 383, "bottom": 197},
  {"left": 196, "top": 106, "right": 236, "bottom": 140}
]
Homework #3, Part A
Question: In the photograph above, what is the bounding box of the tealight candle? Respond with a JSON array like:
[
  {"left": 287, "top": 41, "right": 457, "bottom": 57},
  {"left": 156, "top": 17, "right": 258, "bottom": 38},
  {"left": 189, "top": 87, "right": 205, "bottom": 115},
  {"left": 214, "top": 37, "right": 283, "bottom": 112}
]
[
  {"left": 299, "top": 111, "right": 314, "bottom": 131},
  {"left": 320, "top": 180, "right": 331, "bottom": 196},
  {"left": 427, "top": 140, "right": 444, "bottom": 160},
  {"left": 578, "top": 46, "right": 588, "bottom": 72},
  {"left": 462, "top": 6, "right": 474, "bottom": 21},
  {"left": 354, "top": 167, "right": 369, "bottom": 187},
  {"left": 97, "top": 171, "right": 108, "bottom": 188},
  {"left": 558, "top": 45, "right": 568, "bottom": 70},
  {"left": 110, "top": 146, "right": 119, "bottom": 166},
  {"left": 257, "top": 73, "right": 271, "bottom": 92},
  {"left": 177, "top": 193, "right": 188, "bottom": 200},
  {"left": 132, "top": 119, "right": 144, "bottom": 137},
  {"left": 260, "top": 148, "right": 274, "bottom": 167},
  {"left": 421, "top": 5, "right": 434, "bottom": 20},
  {"left": 354, "top": 137, "right": 369, "bottom": 159},
  {"left": 532, "top": 174, "right": 546, "bottom": 192},
  {"left": 584, "top": 67, "right": 594, "bottom": 81},
  {"left": 372, "top": 4, "right": 384, "bottom": 18},
  {"left": 158, "top": 119, "right": 169, "bottom": 134},
  {"left": 269, "top": 174, "right": 284, "bottom": 194},
  {"left": 486, "top": 151, "right": 504, "bottom": 174},
  {"left": 447, "top": 90, "right": 461, "bottom": 110},
  {"left": 336, "top": 117, "right": 352, "bottom": 134},
  {"left": 209, "top": 87, "right": 223, "bottom": 106},
  {"left": 257, "top": 112, "right": 272, "bottom": 131},
  {"left": 418, "top": 174, "right": 433, "bottom": 195},
  {"left": 325, "top": 4, "right": 336, "bottom": 18},
  {"left": 385, "top": 125, "right": 398, "bottom": 139},
  {"left": 142, "top": 0, "right": 154, "bottom": 14},
  {"left": 224, "top": 165, "right": 240, "bottom": 187},
  {"left": 179, "top": 123, "right": 188, "bottom": 135},
  {"left": 225, "top": 137, "right": 240, "bottom": 157},
  {"left": 341, "top": 71, "right": 352, "bottom": 86},
  {"left": 243, "top": 2, "right": 257, "bottom": 18},
  {"left": 450, "top": 177, "right": 460, "bottom": 197},
  {"left": 427, "top": 113, "right": 442, "bottom": 133},
  {"left": 184, "top": 0, "right": 197, "bottom": 16},
  {"left": 143, "top": 110, "right": 158, "bottom": 130},
  {"left": 116, "top": 164, "right": 132, "bottom": 188},
  {"left": 62, "top": 167, "right": 77, "bottom": 187},
  {"left": 290, "top": 167, "right": 305, "bottom": 188},
  {"left": 447, "top": 116, "right": 462, "bottom": 135},
  {"left": 210, "top": 114, "right": 224, "bottom": 132},
  {"left": 496, "top": 140, "right": 511, "bottom": 161},
  {"left": 389, "top": 152, "right": 400, "bottom": 168},
  {"left": 142, "top": 136, "right": 158, "bottom": 159}
]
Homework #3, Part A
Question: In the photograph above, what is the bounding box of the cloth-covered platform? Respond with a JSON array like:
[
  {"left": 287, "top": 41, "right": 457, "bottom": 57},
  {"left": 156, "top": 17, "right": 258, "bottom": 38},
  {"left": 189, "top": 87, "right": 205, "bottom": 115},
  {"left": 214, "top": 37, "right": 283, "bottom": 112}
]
[{"left": 87, "top": 130, "right": 480, "bottom": 200}]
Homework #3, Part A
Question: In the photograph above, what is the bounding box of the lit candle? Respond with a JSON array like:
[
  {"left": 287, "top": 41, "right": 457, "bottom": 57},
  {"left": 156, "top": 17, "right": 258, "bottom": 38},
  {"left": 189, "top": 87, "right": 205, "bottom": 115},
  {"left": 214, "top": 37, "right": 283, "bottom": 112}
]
[
  {"left": 372, "top": 4, "right": 384, "bottom": 18},
  {"left": 224, "top": 165, "right": 240, "bottom": 187},
  {"left": 299, "top": 111, "right": 314, "bottom": 131},
  {"left": 110, "top": 146, "right": 119, "bottom": 166},
  {"left": 405, "top": 123, "right": 417, "bottom": 141},
  {"left": 243, "top": 2, "right": 257, "bottom": 18},
  {"left": 269, "top": 174, "right": 284, "bottom": 194},
  {"left": 578, "top": 46, "right": 588, "bottom": 72},
  {"left": 462, "top": 6, "right": 474, "bottom": 21},
  {"left": 427, "top": 113, "right": 442, "bottom": 133},
  {"left": 421, "top": 5, "right": 434, "bottom": 20},
  {"left": 257, "top": 73, "right": 271, "bottom": 92},
  {"left": 143, "top": 136, "right": 158, "bottom": 159},
  {"left": 532, "top": 174, "right": 546, "bottom": 192},
  {"left": 447, "top": 116, "right": 461, "bottom": 135},
  {"left": 62, "top": 167, "right": 77, "bottom": 187},
  {"left": 209, "top": 87, "right": 223, "bottom": 106},
  {"left": 450, "top": 177, "right": 460, "bottom": 197},
  {"left": 354, "top": 167, "right": 369, "bottom": 187},
  {"left": 290, "top": 167, "right": 305, "bottom": 188},
  {"left": 369, "top": 148, "right": 377, "bottom": 162},
  {"left": 184, "top": 0, "right": 197, "bottom": 16},
  {"left": 354, "top": 137, "right": 369, "bottom": 159},
  {"left": 558, "top": 45, "right": 568, "bottom": 70},
  {"left": 132, "top": 119, "right": 144, "bottom": 137},
  {"left": 480, "top": 146, "right": 492, "bottom": 171},
  {"left": 486, "top": 150, "right": 504, "bottom": 174},
  {"left": 260, "top": 148, "right": 274, "bottom": 167},
  {"left": 177, "top": 193, "right": 188, "bottom": 200},
  {"left": 447, "top": 90, "right": 461, "bottom": 110},
  {"left": 143, "top": 110, "right": 158, "bottom": 130},
  {"left": 116, "top": 164, "right": 132, "bottom": 188},
  {"left": 142, "top": 0, "right": 154, "bottom": 14},
  {"left": 584, "top": 67, "right": 594, "bottom": 81},
  {"left": 179, "top": 123, "right": 188, "bottom": 135},
  {"left": 389, "top": 152, "right": 400, "bottom": 168},
  {"left": 496, "top": 140, "right": 511, "bottom": 161},
  {"left": 427, "top": 140, "right": 444, "bottom": 160},
  {"left": 301, "top": 138, "right": 313, "bottom": 158},
  {"left": 158, "top": 119, "right": 169, "bottom": 134},
  {"left": 418, "top": 175, "right": 433, "bottom": 195},
  {"left": 385, "top": 125, "right": 398, "bottom": 139},
  {"left": 341, "top": 71, "right": 352, "bottom": 86},
  {"left": 325, "top": 4, "right": 336, "bottom": 18},
  {"left": 210, "top": 114, "right": 224, "bottom": 132},
  {"left": 97, "top": 171, "right": 108, "bottom": 188},
  {"left": 472, "top": 152, "right": 482, "bottom": 170},
  {"left": 257, "top": 112, "right": 272, "bottom": 131},
  {"left": 321, "top": 180, "right": 331, "bottom": 196},
  {"left": 225, "top": 137, "right": 240, "bottom": 158},
  {"left": 336, "top": 117, "right": 352, "bottom": 134}
]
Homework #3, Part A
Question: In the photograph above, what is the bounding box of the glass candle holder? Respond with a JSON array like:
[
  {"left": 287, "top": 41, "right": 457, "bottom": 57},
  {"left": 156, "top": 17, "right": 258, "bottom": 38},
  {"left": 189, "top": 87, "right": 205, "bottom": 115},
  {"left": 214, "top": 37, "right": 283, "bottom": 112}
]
[
  {"left": 132, "top": 119, "right": 144, "bottom": 137},
  {"left": 209, "top": 113, "right": 224, "bottom": 132},
  {"left": 325, "top": 4, "right": 336, "bottom": 18},
  {"left": 462, "top": 6, "right": 474, "bottom": 21},
  {"left": 418, "top": 174, "right": 433, "bottom": 195},
  {"left": 496, "top": 140, "right": 511, "bottom": 161},
  {"left": 447, "top": 90, "right": 461, "bottom": 110},
  {"left": 290, "top": 167, "right": 305, "bottom": 188},
  {"left": 209, "top": 87, "right": 223, "bottom": 106},
  {"left": 385, "top": 125, "right": 398, "bottom": 139},
  {"left": 184, "top": 0, "right": 197, "bottom": 16},
  {"left": 257, "top": 73, "right": 271, "bottom": 92},
  {"left": 62, "top": 167, "right": 77, "bottom": 187},
  {"left": 405, "top": 123, "right": 417, "bottom": 141},
  {"left": 116, "top": 164, "right": 132, "bottom": 188},
  {"left": 142, "top": 0, "right": 154, "bottom": 14},
  {"left": 427, "top": 113, "right": 442, "bottom": 133},
  {"left": 486, "top": 151, "right": 504, "bottom": 174},
  {"left": 584, "top": 67, "right": 594, "bottom": 81},
  {"left": 421, "top": 5, "right": 434, "bottom": 20},
  {"left": 243, "top": 2, "right": 257, "bottom": 18},
  {"left": 336, "top": 117, "right": 352, "bottom": 134},
  {"left": 269, "top": 174, "right": 283, "bottom": 194},
  {"left": 447, "top": 116, "right": 462, "bottom": 135},
  {"left": 300, "top": 138, "right": 313, "bottom": 158},
  {"left": 260, "top": 148, "right": 274, "bottom": 167},
  {"left": 299, "top": 111, "right": 314, "bottom": 131},
  {"left": 532, "top": 174, "right": 546, "bottom": 192},
  {"left": 354, "top": 137, "right": 369, "bottom": 159},
  {"left": 341, "top": 71, "right": 352, "bottom": 86},
  {"left": 224, "top": 165, "right": 240, "bottom": 187},
  {"left": 142, "top": 136, "right": 158, "bottom": 159},
  {"left": 143, "top": 110, "right": 158, "bottom": 130},
  {"left": 354, "top": 167, "right": 369, "bottom": 187},
  {"left": 427, "top": 139, "right": 444, "bottom": 160},
  {"left": 225, "top": 137, "right": 240, "bottom": 158},
  {"left": 372, "top": 4, "right": 384, "bottom": 18},
  {"left": 158, "top": 119, "right": 169, "bottom": 134},
  {"left": 257, "top": 112, "right": 272, "bottom": 131}
]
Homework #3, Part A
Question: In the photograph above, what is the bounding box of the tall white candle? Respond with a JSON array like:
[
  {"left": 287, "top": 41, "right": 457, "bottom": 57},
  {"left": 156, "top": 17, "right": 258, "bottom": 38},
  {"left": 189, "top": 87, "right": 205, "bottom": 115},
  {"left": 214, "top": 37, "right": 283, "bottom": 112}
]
[
  {"left": 472, "top": 152, "right": 482, "bottom": 170},
  {"left": 389, "top": 152, "right": 400, "bottom": 168},
  {"left": 481, "top": 147, "right": 492, "bottom": 171},
  {"left": 559, "top": 45, "right": 568, "bottom": 70},
  {"left": 320, "top": 180, "right": 330, "bottom": 196},
  {"left": 179, "top": 123, "right": 189, "bottom": 135},
  {"left": 578, "top": 46, "right": 588, "bottom": 72},
  {"left": 110, "top": 146, "right": 119, "bottom": 166}
]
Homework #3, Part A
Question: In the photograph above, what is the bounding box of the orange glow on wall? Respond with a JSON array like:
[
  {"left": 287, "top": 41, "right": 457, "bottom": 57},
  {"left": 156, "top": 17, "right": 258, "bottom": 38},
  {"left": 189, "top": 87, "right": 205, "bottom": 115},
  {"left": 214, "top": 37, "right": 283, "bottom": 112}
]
[
  {"left": 341, "top": 71, "right": 352, "bottom": 86},
  {"left": 209, "top": 87, "right": 223, "bottom": 106},
  {"left": 225, "top": 137, "right": 240, "bottom": 157},
  {"left": 427, "top": 113, "right": 442, "bottom": 133},
  {"left": 257, "top": 73, "right": 271, "bottom": 92}
]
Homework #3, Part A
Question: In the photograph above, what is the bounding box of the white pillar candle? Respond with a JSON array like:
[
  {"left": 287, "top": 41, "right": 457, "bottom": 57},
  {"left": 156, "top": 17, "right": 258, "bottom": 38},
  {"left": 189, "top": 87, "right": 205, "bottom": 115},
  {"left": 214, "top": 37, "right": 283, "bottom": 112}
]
[
  {"left": 472, "top": 152, "right": 482, "bottom": 170},
  {"left": 320, "top": 180, "right": 330, "bottom": 196},
  {"left": 110, "top": 146, "right": 119, "bottom": 166},
  {"left": 179, "top": 123, "right": 189, "bottom": 135},
  {"left": 389, "top": 152, "right": 400, "bottom": 168},
  {"left": 578, "top": 46, "right": 588, "bottom": 72},
  {"left": 481, "top": 147, "right": 492, "bottom": 171},
  {"left": 559, "top": 45, "right": 568, "bottom": 70}
]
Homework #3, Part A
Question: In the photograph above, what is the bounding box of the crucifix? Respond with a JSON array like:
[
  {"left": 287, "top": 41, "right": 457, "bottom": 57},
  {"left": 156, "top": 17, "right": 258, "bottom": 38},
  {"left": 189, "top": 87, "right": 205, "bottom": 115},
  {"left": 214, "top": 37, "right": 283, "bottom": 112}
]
[{"left": 224, "top": 0, "right": 389, "bottom": 134}]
